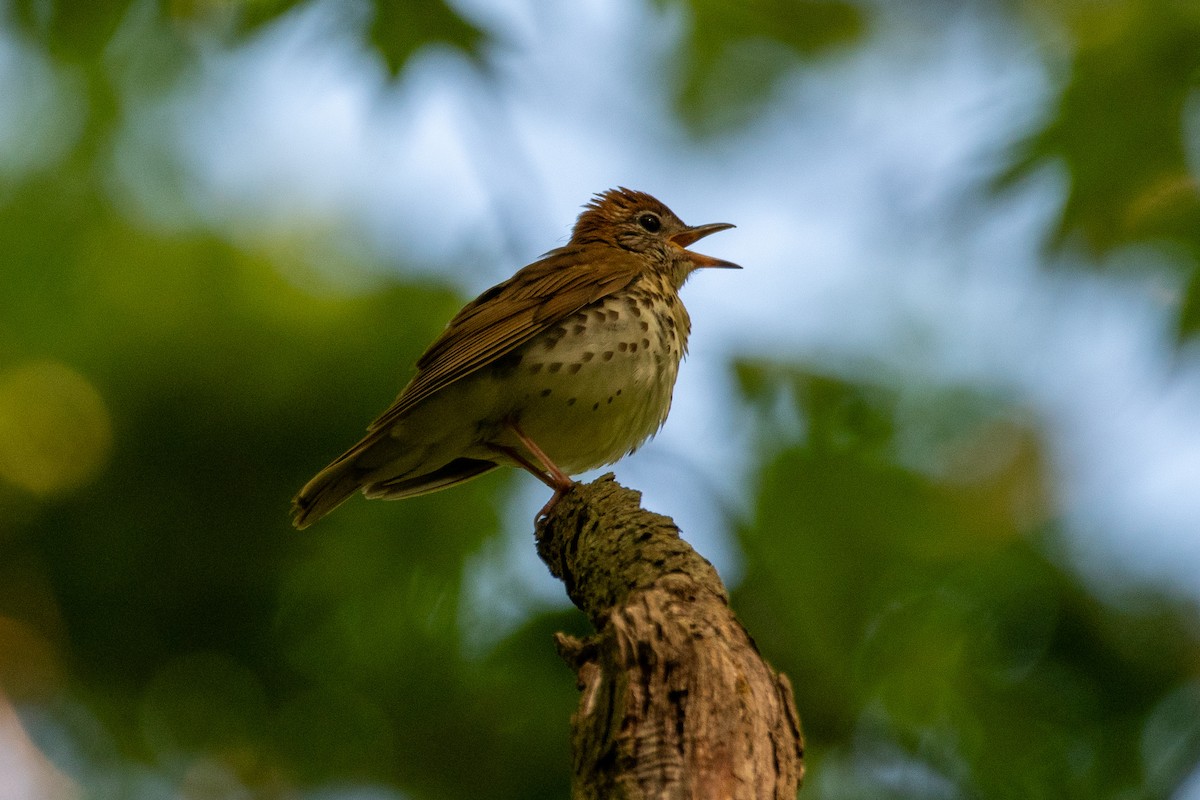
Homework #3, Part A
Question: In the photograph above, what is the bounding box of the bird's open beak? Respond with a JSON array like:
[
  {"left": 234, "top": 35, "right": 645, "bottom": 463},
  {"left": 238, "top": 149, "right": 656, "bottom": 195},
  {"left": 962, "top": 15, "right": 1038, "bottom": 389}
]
[{"left": 670, "top": 222, "right": 741, "bottom": 269}]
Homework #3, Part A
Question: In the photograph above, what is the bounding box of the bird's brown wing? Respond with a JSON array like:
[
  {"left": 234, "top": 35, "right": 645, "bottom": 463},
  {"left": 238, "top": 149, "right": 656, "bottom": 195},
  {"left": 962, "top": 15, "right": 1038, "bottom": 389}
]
[{"left": 367, "top": 244, "right": 644, "bottom": 432}]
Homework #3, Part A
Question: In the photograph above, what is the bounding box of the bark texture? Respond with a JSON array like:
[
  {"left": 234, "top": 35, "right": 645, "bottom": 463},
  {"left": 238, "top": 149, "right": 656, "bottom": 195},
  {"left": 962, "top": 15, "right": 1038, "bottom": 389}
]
[{"left": 536, "top": 474, "right": 804, "bottom": 799}]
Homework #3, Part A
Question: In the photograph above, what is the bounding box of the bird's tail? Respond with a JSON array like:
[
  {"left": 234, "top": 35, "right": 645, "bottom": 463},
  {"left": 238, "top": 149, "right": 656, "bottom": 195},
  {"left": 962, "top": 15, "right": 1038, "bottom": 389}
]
[
  {"left": 291, "top": 428, "right": 400, "bottom": 528},
  {"left": 291, "top": 428, "right": 501, "bottom": 528},
  {"left": 291, "top": 458, "right": 366, "bottom": 529}
]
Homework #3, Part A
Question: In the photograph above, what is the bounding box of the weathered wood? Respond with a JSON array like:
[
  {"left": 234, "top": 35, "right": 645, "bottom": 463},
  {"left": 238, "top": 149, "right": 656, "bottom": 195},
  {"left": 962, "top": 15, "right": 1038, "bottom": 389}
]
[{"left": 537, "top": 475, "right": 804, "bottom": 799}]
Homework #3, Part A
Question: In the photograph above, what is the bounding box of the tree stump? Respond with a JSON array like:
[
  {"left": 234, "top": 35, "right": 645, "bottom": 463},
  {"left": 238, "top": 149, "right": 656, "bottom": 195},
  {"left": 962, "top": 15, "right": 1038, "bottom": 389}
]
[{"left": 536, "top": 474, "right": 804, "bottom": 799}]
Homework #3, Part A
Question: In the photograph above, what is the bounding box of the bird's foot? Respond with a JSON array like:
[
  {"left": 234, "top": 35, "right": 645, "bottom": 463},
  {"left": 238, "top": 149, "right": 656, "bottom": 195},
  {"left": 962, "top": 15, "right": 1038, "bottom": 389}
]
[{"left": 535, "top": 481, "right": 574, "bottom": 523}]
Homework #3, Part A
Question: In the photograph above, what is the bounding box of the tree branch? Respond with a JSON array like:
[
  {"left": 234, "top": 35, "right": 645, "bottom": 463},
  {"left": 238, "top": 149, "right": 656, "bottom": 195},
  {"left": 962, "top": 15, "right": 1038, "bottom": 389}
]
[{"left": 536, "top": 474, "right": 805, "bottom": 799}]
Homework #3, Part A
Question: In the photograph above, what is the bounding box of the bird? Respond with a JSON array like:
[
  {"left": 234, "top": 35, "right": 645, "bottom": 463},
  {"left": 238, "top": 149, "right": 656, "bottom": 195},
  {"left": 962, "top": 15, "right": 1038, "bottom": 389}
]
[{"left": 291, "top": 187, "right": 739, "bottom": 528}]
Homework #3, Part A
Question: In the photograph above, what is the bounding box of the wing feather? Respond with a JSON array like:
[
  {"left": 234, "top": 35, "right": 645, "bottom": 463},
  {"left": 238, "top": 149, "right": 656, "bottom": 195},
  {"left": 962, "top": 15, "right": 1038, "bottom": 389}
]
[{"left": 367, "top": 245, "right": 643, "bottom": 432}]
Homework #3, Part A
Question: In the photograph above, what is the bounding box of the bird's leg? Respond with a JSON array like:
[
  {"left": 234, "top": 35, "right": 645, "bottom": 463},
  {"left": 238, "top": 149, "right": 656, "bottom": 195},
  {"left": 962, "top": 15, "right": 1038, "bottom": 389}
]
[
  {"left": 489, "top": 421, "right": 574, "bottom": 519},
  {"left": 489, "top": 444, "right": 558, "bottom": 489},
  {"left": 508, "top": 421, "right": 573, "bottom": 489}
]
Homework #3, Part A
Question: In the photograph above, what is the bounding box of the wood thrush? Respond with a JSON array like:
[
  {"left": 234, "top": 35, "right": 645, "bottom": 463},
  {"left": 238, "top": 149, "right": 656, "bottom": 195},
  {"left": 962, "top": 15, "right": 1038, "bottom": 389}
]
[{"left": 291, "top": 188, "right": 738, "bottom": 528}]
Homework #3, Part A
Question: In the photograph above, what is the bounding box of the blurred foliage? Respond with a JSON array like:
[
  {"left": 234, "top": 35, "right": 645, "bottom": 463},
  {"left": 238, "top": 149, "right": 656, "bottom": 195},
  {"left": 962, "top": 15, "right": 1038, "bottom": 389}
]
[
  {"left": 1006, "top": 0, "right": 1200, "bottom": 338},
  {"left": 13, "top": 0, "right": 484, "bottom": 73},
  {"left": 1008, "top": 0, "right": 1200, "bottom": 251},
  {"left": 228, "top": 0, "right": 485, "bottom": 74},
  {"left": 734, "top": 361, "right": 1200, "bottom": 798},
  {"left": 665, "top": 0, "right": 867, "bottom": 134},
  {"left": 1, "top": 0, "right": 1199, "bottom": 798}
]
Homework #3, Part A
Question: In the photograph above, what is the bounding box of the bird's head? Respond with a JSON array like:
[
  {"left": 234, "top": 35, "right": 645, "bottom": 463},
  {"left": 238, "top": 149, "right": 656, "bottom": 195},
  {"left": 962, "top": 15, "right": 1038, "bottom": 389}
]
[{"left": 571, "top": 188, "right": 739, "bottom": 284}]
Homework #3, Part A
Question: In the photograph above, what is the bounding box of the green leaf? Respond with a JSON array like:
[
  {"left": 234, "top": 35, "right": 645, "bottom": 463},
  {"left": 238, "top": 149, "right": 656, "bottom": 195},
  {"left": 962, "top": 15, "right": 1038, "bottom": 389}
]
[
  {"left": 671, "top": 0, "right": 868, "bottom": 135},
  {"left": 1002, "top": 0, "right": 1200, "bottom": 254},
  {"left": 368, "top": 0, "right": 484, "bottom": 75}
]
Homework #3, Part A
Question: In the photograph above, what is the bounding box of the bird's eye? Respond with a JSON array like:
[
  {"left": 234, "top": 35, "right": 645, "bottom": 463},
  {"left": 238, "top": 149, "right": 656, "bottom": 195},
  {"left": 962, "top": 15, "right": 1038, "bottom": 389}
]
[{"left": 638, "top": 213, "right": 662, "bottom": 233}]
